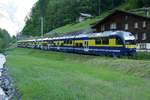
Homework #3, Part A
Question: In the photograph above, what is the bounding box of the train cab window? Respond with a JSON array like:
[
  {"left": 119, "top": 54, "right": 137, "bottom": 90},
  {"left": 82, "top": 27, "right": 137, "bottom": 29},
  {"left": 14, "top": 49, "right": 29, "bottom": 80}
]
[
  {"left": 102, "top": 38, "right": 109, "bottom": 45},
  {"left": 116, "top": 37, "right": 122, "bottom": 45},
  {"left": 95, "top": 38, "right": 101, "bottom": 45},
  {"left": 125, "top": 40, "right": 136, "bottom": 45}
]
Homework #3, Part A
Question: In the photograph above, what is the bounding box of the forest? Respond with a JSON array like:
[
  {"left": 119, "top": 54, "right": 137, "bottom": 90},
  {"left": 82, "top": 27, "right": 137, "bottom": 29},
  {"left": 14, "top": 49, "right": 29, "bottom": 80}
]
[
  {"left": 22, "top": 0, "right": 150, "bottom": 36},
  {"left": 0, "top": 28, "right": 11, "bottom": 52}
]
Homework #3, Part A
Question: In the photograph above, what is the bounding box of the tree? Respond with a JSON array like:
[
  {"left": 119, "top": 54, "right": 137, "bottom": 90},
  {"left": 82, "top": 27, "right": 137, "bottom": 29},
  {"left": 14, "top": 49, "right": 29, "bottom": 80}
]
[{"left": 0, "top": 29, "right": 11, "bottom": 52}]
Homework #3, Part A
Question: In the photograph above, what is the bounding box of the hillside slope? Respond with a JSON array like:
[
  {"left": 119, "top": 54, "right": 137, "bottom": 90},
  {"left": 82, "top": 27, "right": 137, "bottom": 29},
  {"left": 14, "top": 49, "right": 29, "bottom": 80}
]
[{"left": 46, "top": 12, "right": 109, "bottom": 36}]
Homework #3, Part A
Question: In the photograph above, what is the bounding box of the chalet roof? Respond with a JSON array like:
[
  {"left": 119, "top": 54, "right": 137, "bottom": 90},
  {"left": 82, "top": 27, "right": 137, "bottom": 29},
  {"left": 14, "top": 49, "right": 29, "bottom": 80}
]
[
  {"left": 92, "top": 9, "right": 150, "bottom": 28},
  {"left": 80, "top": 13, "right": 93, "bottom": 17}
]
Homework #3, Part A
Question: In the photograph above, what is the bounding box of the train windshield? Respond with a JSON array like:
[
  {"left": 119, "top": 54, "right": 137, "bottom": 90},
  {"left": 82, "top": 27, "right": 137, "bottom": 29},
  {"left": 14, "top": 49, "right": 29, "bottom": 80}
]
[{"left": 125, "top": 40, "right": 136, "bottom": 45}]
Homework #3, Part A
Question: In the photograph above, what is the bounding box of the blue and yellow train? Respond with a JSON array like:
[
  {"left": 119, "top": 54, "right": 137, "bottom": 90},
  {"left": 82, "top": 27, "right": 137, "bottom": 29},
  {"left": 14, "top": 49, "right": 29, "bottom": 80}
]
[{"left": 17, "top": 31, "right": 136, "bottom": 56}]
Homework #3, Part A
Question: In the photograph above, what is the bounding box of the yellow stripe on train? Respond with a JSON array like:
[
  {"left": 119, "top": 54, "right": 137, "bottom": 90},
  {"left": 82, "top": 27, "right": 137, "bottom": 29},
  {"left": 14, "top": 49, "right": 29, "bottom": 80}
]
[{"left": 126, "top": 45, "right": 136, "bottom": 48}]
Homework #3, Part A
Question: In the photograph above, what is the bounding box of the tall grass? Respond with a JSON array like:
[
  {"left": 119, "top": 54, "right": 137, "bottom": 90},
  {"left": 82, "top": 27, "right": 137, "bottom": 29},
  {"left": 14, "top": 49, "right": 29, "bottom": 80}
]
[{"left": 136, "top": 52, "right": 150, "bottom": 60}]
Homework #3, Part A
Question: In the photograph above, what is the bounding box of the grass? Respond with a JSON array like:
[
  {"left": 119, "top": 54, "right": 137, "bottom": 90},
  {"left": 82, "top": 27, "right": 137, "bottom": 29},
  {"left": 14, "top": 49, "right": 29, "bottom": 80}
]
[
  {"left": 136, "top": 52, "right": 150, "bottom": 60},
  {"left": 6, "top": 48, "right": 150, "bottom": 100}
]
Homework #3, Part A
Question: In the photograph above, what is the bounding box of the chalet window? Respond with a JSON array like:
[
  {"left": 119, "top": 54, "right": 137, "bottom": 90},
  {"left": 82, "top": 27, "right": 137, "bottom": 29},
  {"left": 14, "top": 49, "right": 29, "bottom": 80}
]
[
  {"left": 142, "top": 21, "right": 146, "bottom": 28},
  {"left": 140, "top": 43, "right": 146, "bottom": 49},
  {"left": 92, "top": 28, "right": 96, "bottom": 32},
  {"left": 110, "top": 23, "right": 117, "bottom": 29},
  {"left": 134, "top": 22, "right": 138, "bottom": 29},
  {"left": 125, "top": 24, "right": 128, "bottom": 30},
  {"left": 125, "top": 16, "right": 128, "bottom": 20},
  {"left": 142, "top": 33, "right": 147, "bottom": 40},
  {"left": 135, "top": 34, "right": 138, "bottom": 40},
  {"left": 101, "top": 25, "right": 105, "bottom": 31}
]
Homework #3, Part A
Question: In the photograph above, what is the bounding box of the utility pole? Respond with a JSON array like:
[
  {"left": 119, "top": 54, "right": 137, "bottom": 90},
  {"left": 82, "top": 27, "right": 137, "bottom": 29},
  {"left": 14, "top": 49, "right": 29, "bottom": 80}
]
[
  {"left": 41, "top": 17, "right": 44, "bottom": 37},
  {"left": 112, "top": 0, "right": 114, "bottom": 8},
  {"left": 40, "top": 0, "right": 44, "bottom": 37},
  {"left": 98, "top": 0, "right": 101, "bottom": 16}
]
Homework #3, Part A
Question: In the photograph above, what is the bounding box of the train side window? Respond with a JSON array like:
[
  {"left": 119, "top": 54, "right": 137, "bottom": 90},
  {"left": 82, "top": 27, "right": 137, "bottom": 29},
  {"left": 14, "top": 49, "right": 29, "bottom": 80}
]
[
  {"left": 95, "top": 38, "right": 101, "bottom": 45},
  {"left": 67, "top": 40, "right": 70, "bottom": 44},
  {"left": 70, "top": 40, "right": 72, "bottom": 44},
  {"left": 75, "top": 43, "right": 83, "bottom": 47},
  {"left": 61, "top": 43, "right": 64, "bottom": 46},
  {"left": 75, "top": 43, "right": 78, "bottom": 47},
  {"left": 102, "top": 37, "right": 109, "bottom": 45},
  {"left": 64, "top": 40, "right": 67, "bottom": 44},
  {"left": 57, "top": 42, "right": 59, "bottom": 46},
  {"left": 80, "top": 43, "right": 83, "bottom": 47},
  {"left": 65, "top": 40, "right": 71, "bottom": 44},
  {"left": 116, "top": 37, "right": 122, "bottom": 45},
  {"left": 49, "top": 41, "right": 53, "bottom": 44},
  {"left": 67, "top": 40, "right": 69, "bottom": 44},
  {"left": 65, "top": 40, "right": 67, "bottom": 44}
]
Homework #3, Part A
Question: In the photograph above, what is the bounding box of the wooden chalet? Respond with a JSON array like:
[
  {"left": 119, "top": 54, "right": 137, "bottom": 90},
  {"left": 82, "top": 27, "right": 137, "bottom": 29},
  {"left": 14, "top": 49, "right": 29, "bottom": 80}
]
[{"left": 92, "top": 10, "right": 150, "bottom": 50}]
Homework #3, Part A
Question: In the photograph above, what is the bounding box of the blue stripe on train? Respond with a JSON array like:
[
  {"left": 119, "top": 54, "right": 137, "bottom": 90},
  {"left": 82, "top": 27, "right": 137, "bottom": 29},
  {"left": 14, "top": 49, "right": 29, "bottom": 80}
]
[{"left": 45, "top": 46, "right": 136, "bottom": 56}]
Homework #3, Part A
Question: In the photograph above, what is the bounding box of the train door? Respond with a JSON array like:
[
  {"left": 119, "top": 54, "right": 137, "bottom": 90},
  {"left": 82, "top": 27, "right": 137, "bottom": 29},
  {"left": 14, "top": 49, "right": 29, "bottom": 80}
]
[
  {"left": 84, "top": 40, "right": 89, "bottom": 52},
  {"left": 57, "top": 41, "right": 60, "bottom": 50}
]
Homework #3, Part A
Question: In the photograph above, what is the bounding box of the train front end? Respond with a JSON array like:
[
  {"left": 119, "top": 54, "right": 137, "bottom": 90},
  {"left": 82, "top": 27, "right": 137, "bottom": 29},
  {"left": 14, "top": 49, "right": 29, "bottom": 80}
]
[{"left": 121, "top": 31, "right": 137, "bottom": 56}]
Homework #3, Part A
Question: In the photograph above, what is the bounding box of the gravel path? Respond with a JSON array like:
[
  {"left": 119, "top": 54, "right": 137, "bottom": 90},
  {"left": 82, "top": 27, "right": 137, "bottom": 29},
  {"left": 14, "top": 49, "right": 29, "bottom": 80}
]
[
  {"left": 0, "top": 54, "right": 7, "bottom": 99},
  {"left": 0, "top": 53, "right": 22, "bottom": 100},
  {"left": 0, "top": 54, "right": 6, "bottom": 68}
]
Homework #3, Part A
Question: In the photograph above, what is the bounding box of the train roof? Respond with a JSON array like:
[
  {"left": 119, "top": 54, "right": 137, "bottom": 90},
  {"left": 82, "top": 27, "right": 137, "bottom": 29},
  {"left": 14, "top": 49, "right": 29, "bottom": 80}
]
[
  {"left": 18, "top": 31, "right": 135, "bottom": 42},
  {"left": 90, "top": 31, "right": 135, "bottom": 40},
  {"left": 58, "top": 31, "right": 135, "bottom": 40}
]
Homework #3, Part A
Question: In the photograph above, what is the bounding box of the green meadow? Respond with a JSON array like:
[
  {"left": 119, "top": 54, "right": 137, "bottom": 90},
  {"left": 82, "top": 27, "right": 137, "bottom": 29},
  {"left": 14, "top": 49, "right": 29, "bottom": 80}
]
[{"left": 6, "top": 48, "right": 150, "bottom": 100}]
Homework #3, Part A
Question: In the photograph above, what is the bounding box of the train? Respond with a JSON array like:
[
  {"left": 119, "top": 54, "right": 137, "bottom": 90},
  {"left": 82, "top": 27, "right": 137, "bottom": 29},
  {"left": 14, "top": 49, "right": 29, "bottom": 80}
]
[{"left": 17, "top": 31, "right": 136, "bottom": 56}]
